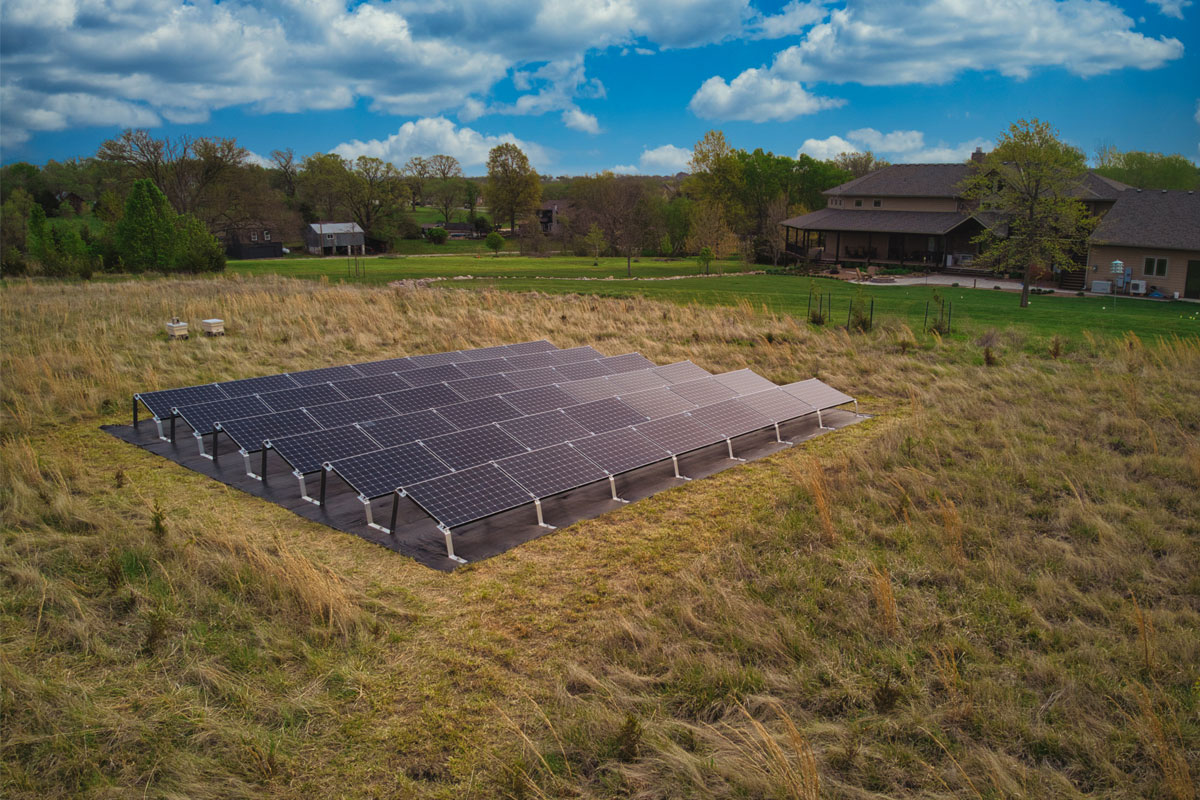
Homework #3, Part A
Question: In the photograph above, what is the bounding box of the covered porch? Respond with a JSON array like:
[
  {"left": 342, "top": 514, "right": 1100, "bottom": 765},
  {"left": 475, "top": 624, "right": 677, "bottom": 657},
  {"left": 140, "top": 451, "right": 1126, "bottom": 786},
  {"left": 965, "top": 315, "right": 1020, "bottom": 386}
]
[{"left": 780, "top": 209, "right": 987, "bottom": 269}]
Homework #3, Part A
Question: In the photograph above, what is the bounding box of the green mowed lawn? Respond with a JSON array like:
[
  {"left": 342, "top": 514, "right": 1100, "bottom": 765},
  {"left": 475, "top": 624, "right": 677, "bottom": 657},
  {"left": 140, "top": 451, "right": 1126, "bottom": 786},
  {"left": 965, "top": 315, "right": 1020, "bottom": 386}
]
[
  {"left": 228, "top": 255, "right": 745, "bottom": 282},
  {"left": 467, "top": 274, "right": 1200, "bottom": 341}
]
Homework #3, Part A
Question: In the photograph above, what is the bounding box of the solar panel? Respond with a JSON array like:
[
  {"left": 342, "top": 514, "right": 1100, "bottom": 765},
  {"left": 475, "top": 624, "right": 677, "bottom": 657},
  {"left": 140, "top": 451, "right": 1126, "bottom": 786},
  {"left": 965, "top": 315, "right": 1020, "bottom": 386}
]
[
  {"left": 137, "top": 384, "right": 227, "bottom": 419},
  {"left": 605, "top": 369, "right": 668, "bottom": 394},
  {"left": 288, "top": 365, "right": 363, "bottom": 386},
  {"left": 687, "top": 399, "right": 773, "bottom": 438},
  {"left": 501, "top": 384, "right": 576, "bottom": 415},
  {"left": 217, "top": 409, "right": 318, "bottom": 452},
  {"left": 453, "top": 357, "right": 512, "bottom": 377},
  {"left": 737, "top": 388, "right": 817, "bottom": 423},
  {"left": 303, "top": 396, "right": 396, "bottom": 428},
  {"left": 568, "top": 427, "right": 669, "bottom": 475},
  {"left": 420, "top": 425, "right": 527, "bottom": 471},
  {"left": 505, "top": 339, "right": 558, "bottom": 355},
  {"left": 332, "top": 373, "right": 412, "bottom": 399},
  {"left": 406, "top": 351, "right": 462, "bottom": 368},
  {"left": 435, "top": 395, "right": 523, "bottom": 429},
  {"left": 555, "top": 359, "right": 613, "bottom": 381},
  {"left": 714, "top": 369, "right": 777, "bottom": 395},
  {"left": 453, "top": 344, "right": 513, "bottom": 362},
  {"left": 403, "top": 363, "right": 469, "bottom": 387},
  {"left": 503, "top": 351, "right": 559, "bottom": 371},
  {"left": 601, "top": 352, "right": 656, "bottom": 373},
  {"left": 502, "top": 366, "right": 563, "bottom": 389},
  {"left": 380, "top": 383, "right": 464, "bottom": 415},
  {"left": 634, "top": 414, "right": 722, "bottom": 455},
  {"left": 269, "top": 425, "right": 379, "bottom": 474},
  {"left": 403, "top": 463, "right": 533, "bottom": 529},
  {"left": 549, "top": 346, "right": 604, "bottom": 364},
  {"left": 617, "top": 386, "right": 697, "bottom": 420},
  {"left": 447, "top": 373, "right": 519, "bottom": 400},
  {"left": 327, "top": 442, "right": 452, "bottom": 500},
  {"left": 560, "top": 376, "right": 617, "bottom": 404},
  {"left": 498, "top": 409, "right": 592, "bottom": 450},
  {"left": 781, "top": 379, "right": 855, "bottom": 410},
  {"left": 217, "top": 373, "right": 298, "bottom": 397},
  {"left": 174, "top": 395, "right": 273, "bottom": 435},
  {"left": 355, "top": 410, "right": 457, "bottom": 449},
  {"left": 353, "top": 357, "right": 413, "bottom": 376},
  {"left": 565, "top": 397, "right": 647, "bottom": 434},
  {"left": 259, "top": 383, "right": 346, "bottom": 412},
  {"left": 654, "top": 360, "right": 711, "bottom": 383},
  {"left": 668, "top": 377, "right": 739, "bottom": 406},
  {"left": 497, "top": 443, "right": 609, "bottom": 498}
]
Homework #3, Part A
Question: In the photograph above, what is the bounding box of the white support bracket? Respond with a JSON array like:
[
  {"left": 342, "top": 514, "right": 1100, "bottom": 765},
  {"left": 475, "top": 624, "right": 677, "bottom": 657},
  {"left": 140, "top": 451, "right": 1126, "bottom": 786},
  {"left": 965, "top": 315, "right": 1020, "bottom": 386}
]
[
  {"left": 296, "top": 471, "right": 320, "bottom": 505},
  {"left": 194, "top": 431, "right": 213, "bottom": 460},
  {"left": 609, "top": 474, "right": 629, "bottom": 504},
  {"left": 440, "top": 525, "right": 468, "bottom": 564},
  {"left": 242, "top": 449, "right": 262, "bottom": 481},
  {"left": 726, "top": 438, "right": 746, "bottom": 462},
  {"left": 154, "top": 417, "right": 167, "bottom": 442},
  {"left": 817, "top": 409, "right": 831, "bottom": 430},
  {"left": 773, "top": 422, "right": 794, "bottom": 446},
  {"left": 853, "top": 399, "right": 860, "bottom": 415},
  {"left": 671, "top": 454, "right": 691, "bottom": 480},
  {"left": 362, "top": 495, "right": 390, "bottom": 534},
  {"left": 533, "top": 498, "right": 556, "bottom": 530}
]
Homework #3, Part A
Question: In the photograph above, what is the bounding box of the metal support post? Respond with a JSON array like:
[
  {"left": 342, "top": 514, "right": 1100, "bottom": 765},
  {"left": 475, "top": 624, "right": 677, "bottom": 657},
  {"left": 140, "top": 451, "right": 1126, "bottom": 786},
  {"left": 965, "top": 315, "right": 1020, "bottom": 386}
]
[
  {"left": 154, "top": 417, "right": 166, "bottom": 441},
  {"left": 533, "top": 498, "right": 555, "bottom": 529},
  {"left": 853, "top": 399, "right": 860, "bottom": 415},
  {"left": 297, "top": 471, "right": 319, "bottom": 505},
  {"left": 817, "top": 409, "right": 831, "bottom": 430},
  {"left": 726, "top": 438, "right": 746, "bottom": 462},
  {"left": 169, "top": 415, "right": 177, "bottom": 443},
  {"left": 261, "top": 446, "right": 270, "bottom": 482},
  {"left": 609, "top": 474, "right": 628, "bottom": 504},
  {"left": 440, "top": 525, "right": 467, "bottom": 564},
  {"left": 773, "top": 422, "right": 793, "bottom": 445},
  {"left": 318, "top": 468, "right": 328, "bottom": 506},
  {"left": 242, "top": 449, "right": 261, "bottom": 480},
  {"left": 133, "top": 397, "right": 139, "bottom": 429},
  {"left": 671, "top": 454, "right": 691, "bottom": 480},
  {"left": 362, "top": 496, "right": 389, "bottom": 533},
  {"left": 389, "top": 492, "right": 400, "bottom": 533},
  {"left": 194, "top": 431, "right": 209, "bottom": 459},
  {"left": 212, "top": 430, "right": 220, "bottom": 464}
]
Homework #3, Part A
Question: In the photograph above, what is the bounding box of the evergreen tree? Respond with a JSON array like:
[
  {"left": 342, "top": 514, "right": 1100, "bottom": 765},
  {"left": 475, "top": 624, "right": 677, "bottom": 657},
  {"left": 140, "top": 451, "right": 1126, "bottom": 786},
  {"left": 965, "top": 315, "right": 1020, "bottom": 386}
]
[
  {"left": 115, "top": 179, "right": 175, "bottom": 273},
  {"left": 172, "top": 214, "right": 226, "bottom": 273}
]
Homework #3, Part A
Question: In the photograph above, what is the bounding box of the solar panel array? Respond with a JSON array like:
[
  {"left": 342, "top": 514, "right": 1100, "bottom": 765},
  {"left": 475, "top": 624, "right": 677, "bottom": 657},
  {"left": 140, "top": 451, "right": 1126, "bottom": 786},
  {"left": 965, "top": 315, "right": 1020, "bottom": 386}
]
[{"left": 134, "top": 341, "right": 857, "bottom": 544}]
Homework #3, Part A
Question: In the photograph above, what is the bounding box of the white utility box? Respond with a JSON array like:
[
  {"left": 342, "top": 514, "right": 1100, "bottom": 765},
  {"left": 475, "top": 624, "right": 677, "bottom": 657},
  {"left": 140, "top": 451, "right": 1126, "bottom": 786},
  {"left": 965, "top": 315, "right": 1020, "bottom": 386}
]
[
  {"left": 201, "top": 318, "right": 225, "bottom": 336},
  {"left": 1091, "top": 280, "right": 1112, "bottom": 294}
]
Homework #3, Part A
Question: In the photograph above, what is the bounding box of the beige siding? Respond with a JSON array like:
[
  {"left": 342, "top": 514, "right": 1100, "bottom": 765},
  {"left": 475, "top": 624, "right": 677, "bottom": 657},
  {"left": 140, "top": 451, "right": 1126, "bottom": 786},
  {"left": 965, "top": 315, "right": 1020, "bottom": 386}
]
[{"left": 1086, "top": 244, "right": 1200, "bottom": 298}]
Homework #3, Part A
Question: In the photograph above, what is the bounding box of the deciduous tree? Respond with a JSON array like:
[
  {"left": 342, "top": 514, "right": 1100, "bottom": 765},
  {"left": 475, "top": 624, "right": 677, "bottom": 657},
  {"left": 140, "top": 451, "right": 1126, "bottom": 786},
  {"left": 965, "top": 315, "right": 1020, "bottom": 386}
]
[
  {"left": 115, "top": 179, "right": 176, "bottom": 273},
  {"left": 485, "top": 144, "right": 541, "bottom": 233}
]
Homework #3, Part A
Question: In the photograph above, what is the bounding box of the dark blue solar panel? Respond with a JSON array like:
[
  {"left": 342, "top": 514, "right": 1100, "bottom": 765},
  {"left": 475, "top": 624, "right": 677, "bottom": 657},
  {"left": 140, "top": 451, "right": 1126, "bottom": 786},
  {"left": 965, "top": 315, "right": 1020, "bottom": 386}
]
[
  {"left": 564, "top": 397, "right": 647, "bottom": 434},
  {"left": 668, "top": 377, "right": 739, "bottom": 406},
  {"left": 332, "top": 372, "right": 412, "bottom": 399},
  {"left": 713, "top": 369, "right": 777, "bottom": 395},
  {"left": 137, "top": 384, "right": 227, "bottom": 419},
  {"left": 259, "top": 383, "right": 346, "bottom": 412},
  {"left": 617, "top": 387, "right": 697, "bottom": 420},
  {"left": 498, "top": 409, "right": 591, "bottom": 450},
  {"left": 303, "top": 396, "right": 396, "bottom": 428},
  {"left": 454, "top": 344, "right": 513, "bottom": 362},
  {"left": 560, "top": 376, "right": 617, "bottom": 404},
  {"left": 380, "top": 383, "right": 464, "bottom": 414},
  {"left": 504, "top": 351, "right": 559, "bottom": 371},
  {"left": 780, "top": 379, "right": 855, "bottom": 410},
  {"left": 500, "top": 385, "right": 576, "bottom": 415},
  {"left": 453, "top": 357, "right": 512, "bottom": 377},
  {"left": 737, "top": 388, "right": 817, "bottom": 422},
  {"left": 403, "top": 463, "right": 533, "bottom": 528},
  {"left": 217, "top": 409, "right": 318, "bottom": 452},
  {"left": 403, "top": 363, "right": 469, "bottom": 386},
  {"left": 174, "top": 395, "right": 273, "bottom": 435},
  {"left": 503, "top": 366, "right": 563, "bottom": 389},
  {"left": 328, "top": 442, "right": 452, "bottom": 500},
  {"left": 548, "top": 346, "right": 603, "bottom": 364},
  {"left": 686, "top": 399, "right": 773, "bottom": 438},
  {"left": 420, "top": 425, "right": 527, "bottom": 471},
  {"left": 288, "top": 365, "right": 363, "bottom": 386},
  {"left": 633, "top": 414, "right": 722, "bottom": 455},
  {"left": 653, "top": 361, "right": 711, "bottom": 383},
  {"left": 601, "top": 353, "right": 656, "bottom": 373},
  {"left": 353, "top": 357, "right": 413, "bottom": 376},
  {"left": 505, "top": 339, "right": 557, "bottom": 355},
  {"left": 555, "top": 359, "right": 613, "bottom": 381},
  {"left": 447, "top": 373, "right": 519, "bottom": 400},
  {"left": 435, "top": 395, "right": 523, "bottom": 429},
  {"left": 568, "top": 428, "right": 669, "bottom": 475},
  {"left": 497, "top": 443, "right": 609, "bottom": 498},
  {"left": 269, "top": 425, "right": 379, "bottom": 474},
  {"left": 605, "top": 369, "right": 667, "bottom": 394},
  {"left": 406, "top": 351, "right": 462, "bottom": 368},
  {"left": 355, "top": 410, "right": 456, "bottom": 448},
  {"left": 217, "top": 373, "right": 298, "bottom": 397}
]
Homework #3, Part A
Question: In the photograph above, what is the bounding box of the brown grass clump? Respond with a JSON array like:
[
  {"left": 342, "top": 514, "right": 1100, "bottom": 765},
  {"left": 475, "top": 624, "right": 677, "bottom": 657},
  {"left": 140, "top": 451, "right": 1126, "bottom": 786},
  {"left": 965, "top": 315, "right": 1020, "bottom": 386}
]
[
  {"left": 869, "top": 563, "right": 900, "bottom": 638},
  {"left": 936, "top": 496, "right": 967, "bottom": 568}
]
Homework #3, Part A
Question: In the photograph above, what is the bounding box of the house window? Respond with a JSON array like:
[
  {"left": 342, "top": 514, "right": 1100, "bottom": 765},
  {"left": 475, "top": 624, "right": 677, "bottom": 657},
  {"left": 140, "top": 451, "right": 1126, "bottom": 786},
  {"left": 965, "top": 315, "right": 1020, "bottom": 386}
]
[
  {"left": 854, "top": 199, "right": 863, "bottom": 208},
  {"left": 1143, "top": 257, "right": 1167, "bottom": 277},
  {"left": 873, "top": 199, "right": 882, "bottom": 207},
  {"left": 263, "top": 230, "right": 271, "bottom": 241},
  {"left": 325, "top": 233, "right": 334, "bottom": 240},
  {"left": 250, "top": 231, "right": 258, "bottom": 242}
]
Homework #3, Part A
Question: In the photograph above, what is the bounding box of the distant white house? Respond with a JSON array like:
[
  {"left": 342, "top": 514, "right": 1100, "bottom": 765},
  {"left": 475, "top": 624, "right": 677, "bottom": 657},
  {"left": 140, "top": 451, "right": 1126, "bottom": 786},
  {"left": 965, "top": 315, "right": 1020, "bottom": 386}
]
[{"left": 304, "top": 222, "right": 365, "bottom": 256}]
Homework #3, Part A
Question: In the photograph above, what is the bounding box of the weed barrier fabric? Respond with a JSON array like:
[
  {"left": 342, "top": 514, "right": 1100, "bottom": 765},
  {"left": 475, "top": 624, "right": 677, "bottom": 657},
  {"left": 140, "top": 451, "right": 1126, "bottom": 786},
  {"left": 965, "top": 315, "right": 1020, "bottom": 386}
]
[{"left": 102, "top": 410, "right": 864, "bottom": 571}]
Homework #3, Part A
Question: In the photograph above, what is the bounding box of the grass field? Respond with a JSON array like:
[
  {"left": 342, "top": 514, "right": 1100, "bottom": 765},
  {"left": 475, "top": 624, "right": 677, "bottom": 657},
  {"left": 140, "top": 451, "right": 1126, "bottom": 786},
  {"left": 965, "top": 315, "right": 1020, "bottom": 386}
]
[{"left": 1, "top": 276, "right": 1197, "bottom": 799}]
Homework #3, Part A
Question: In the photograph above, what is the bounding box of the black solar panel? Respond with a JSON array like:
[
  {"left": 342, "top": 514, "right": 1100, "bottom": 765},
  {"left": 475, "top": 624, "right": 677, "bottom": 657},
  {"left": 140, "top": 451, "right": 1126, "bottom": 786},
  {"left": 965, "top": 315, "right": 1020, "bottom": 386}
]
[
  {"left": 435, "top": 395, "right": 522, "bottom": 429},
  {"left": 504, "top": 351, "right": 558, "bottom": 371},
  {"left": 379, "top": 383, "right": 464, "bottom": 414},
  {"left": 288, "top": 365, "right": 363, "bottom": 386},
  {"left": 403, "top": 463, "right": 533, "bottom": 529},
  {"left": 453, "top": 357, "right": 512, "bottom": 377},
  {"left": 403, "top": 363, "right": 469, "bottom": 387},
  {"left": 353, "top": 357, "right": 413, "bottom": 376},
  {"left": 328, "top": 442, "right": 452, "bottom": 499},
  {"left": 560, "top": 376, "right": 617, "bottom": 404},
  {"left": 217, "top": 409, "right": 318, "bottom": 452},
  {"left": 687, "top": 399, "right": 773, "bottom": 438},
  {"left": 605, "top": 369, "right": 667, "bottom": 394},
  {"left": 454, "top": 344, "right": 513, "bottom": 362},
  {"left": 555, "top": 359, "right": 613, "bottom": 381},
  {"left": 447, "top": 373, "right": 519, "bottom": 401},
  {"left": 497, "top": 443, "right": 609, "bottom": 498},
  {"left": 634, "top": 414, "right": 722, "bottom": 454},
  {"left": 260, "top": 383, "right": 346, "bottom": 412},
  {"left": 668, "top": 377, "right": 739, "bottom": 406},
  {"left": 303, "top": 396, "right": 396, "bottom": 428},
  {"left": 503, "top": 366, "right": 563, "bottom": 389},
  {"left": 565, "top": 397, "right": 647, "bottom": 434},
  {"left": 505, "top": 339, "right": 557, "bottom": 355},
  {"left": 406, "top": 351, "right": 462, "bottom": 368},
  {"left": 654, "top": 360, "right": 711, "bottom": 383},
  {"left": 420, "top": 425, "right": 527, "bottom": 471},
  {"left": 548, "top": 346, "right": 603, "bottom": 364},
  {"left": 174, "top": 395, "right": 273, "bottom": 435},
  {"left": 498, "top": 409, "right": 592, "bottom": 450},
  {"left": 714, "top": 369, "right": 777, "bottom": 395},
  {"left": 269, "top": 425, "right": 379, "bottom": 474},
  {"left": 501, "top": 385, "right": 576, "bottom": 415},
  {"left": 331, "top": 373, "right": 411, "bottom": 399},
  {"left": 617, "top": 387, "right": 697, "bottom": 419},
  {"left": 137, "top": 384, "right": 227, "bottom": 419},
  {"left": 355, "top": 410, "right": 456, "bottom": 449},
  {"left": 568, "top": 427, "right": 669, "bottom": 475},
  {"left": 601, "top": 352, "right": 656, "bottom": 373},
  {"left": 781, "top": 379, "right": 855, "bottom": 410},
  {"left": 217, "top": 373, "right": 298, "bottom": 397},
  {"left": 736, "top": 389, "right": 816, "bottom": 423}
]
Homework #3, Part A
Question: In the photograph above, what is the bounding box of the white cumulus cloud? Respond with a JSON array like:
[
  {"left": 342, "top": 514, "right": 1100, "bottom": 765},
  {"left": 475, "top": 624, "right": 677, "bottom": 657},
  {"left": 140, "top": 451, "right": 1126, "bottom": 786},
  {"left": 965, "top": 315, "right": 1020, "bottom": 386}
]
[
  {"left": 797, "top": 135, "right": 858, "bottom": 160},
  {"left": 331, "top": 117, "right": 550, "bottom": 171},
  {"left": 1147, "top": 0, "right": 1192, "bottom": 18},
  {"left": 689, "top": 68, "right": 843, "bottom": 122},
  {"left": 798, "top": 128, "right": 993, "bottom": 163},
  {"left": 610, "top": 143, "right": 694, "bottom": 175}
]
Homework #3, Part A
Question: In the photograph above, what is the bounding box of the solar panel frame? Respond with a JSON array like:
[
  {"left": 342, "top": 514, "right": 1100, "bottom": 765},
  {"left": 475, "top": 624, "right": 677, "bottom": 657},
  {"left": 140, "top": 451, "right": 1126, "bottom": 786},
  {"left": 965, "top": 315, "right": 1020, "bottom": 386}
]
[
  {"left": 137, "top": 384, "right": 228, "bottom": 420},
  {"left": 327, "top": 442, "right": 452, "bottom": 500},
  {"left": 354, "top": 410, "right": 457, "bottom": 449},
  {"left": 446, "top": 373, "right": 520, "bottom": 401},
  {"left": 435, "top": 395, "right": 523, "bottom": 429},
  {"left": 600, "top": 352, "right": 656, "bottom": 373},
  {"left": 453, "top": 357, "right": 512, "bottom": 377},
  {"left": 567, "top": 427, "right": 669, "bottom": 476},
  {"left": 453, "top": 344, "right": 514, "bottom": 362},
  {"left": 288, "top": 364, "right": 364, "bottom": 386},
  {"left": 302, "top": 395, "right": 396, "bottom": 429},
  {"left": 217, "top": 409, "right": 319, "bottom": 452},
  {"left": 616, "top": 386, "right": 698, "bottom": 420},
  {"left": 736, "top": 388, "right": 817, "bottom": 423},
  {"left": 402, "top": 463, "right": 534, "bottom": 529},
  {"left": 548, "top": 346, "right": 604, "bottom": 364},
  {"left": 686, "top": 399, "right": 774, "bottom": 438},
  {"left": 634, "top": 413, "right": 723, "bottom": 455},
  {"left": 496, "top": 443, "right": 609, "bottom": 499},
  {"left": 403, "top": 363, "right": 470, "bottom": 387},
  {"left": 498, "top": 409, "right": 592, "bottom": 450},
  {"left": 174, "top": 395, "right": 273, "bottom": 435},
  {"left": 554, "top": 359, "right": 614, "bottom": 381},
  {"left": 352, "top": 357, "right": 414, "bottom": 376},
  {"left": 668, "top": 377, "right": 740, "bottom": 406},
  {"left": 565, "top": 397, "right": 648, "bottom": 434},
  {"left": 503, "top": 351, "right": 559, "bottom": 371},
  {"left": 653, "top": 360, "right": 711, "bottom": 383},
  {"left": 713, "top": 369, "right": 778, "bottom": 395},
  {"left": 331, "top": 373, "right": 412, "bottom": 399},
  {"left": 259, "top": 382, "right": 347, "bottom": 412},
  {"left": 780, "top": 379, "right": 855, "bottom": 410},
  {"left": 605, "top": 369, "right": 668, "bottom": 394},
  {"left": 501, "top": 384, "right": 577, "bottom": 415},
  {"left": 502, "top": 366, "right": 563, "bottom": 389},
  {"left": 504, "top": 339, "right": 558, "bottom": 355},
  {"left": 380, "top": 383, "right": 465, "bottom": 415},
  {"left": 268, "top": 425, "right": 380, "bottom": 475},
  {"left": 217, "top": 373, "right": 298, "bottom": 398},
  {"left": 560, "top": 376, "right": 617, "bottom": 404},
  {"left": 406, "top": 351, "right": 463, "bottom": 368},
  {"left": 419, "top": 424, "right": 528, "bottom": 471}
]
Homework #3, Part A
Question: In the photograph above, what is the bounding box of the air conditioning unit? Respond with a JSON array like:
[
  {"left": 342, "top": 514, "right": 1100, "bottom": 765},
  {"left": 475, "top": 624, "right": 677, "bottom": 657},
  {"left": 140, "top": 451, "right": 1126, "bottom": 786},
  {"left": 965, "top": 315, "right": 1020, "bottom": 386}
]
[
  {"left": 1128, "top": 280, "right": 1147, "bottom": 295},
  {"left": 1091, "top": 280, "right": 1112, "bottom": 294}
]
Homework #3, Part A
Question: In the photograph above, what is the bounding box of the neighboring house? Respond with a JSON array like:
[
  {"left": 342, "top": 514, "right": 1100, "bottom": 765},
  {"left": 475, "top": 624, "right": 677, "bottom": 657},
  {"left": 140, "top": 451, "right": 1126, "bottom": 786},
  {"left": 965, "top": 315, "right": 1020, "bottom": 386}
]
[
  {"left": 225, "top": 227, "right": 284, "bottom": 260},
  {"left": 535, "top": 202, "right": 569, "bottom": 235},
  {"left": 56, "top": 192, "right": 86, "bottom": 215},
  {"left": 420, "top": 221, "right": 475, "bottom": 239},
  {"left": 304, "top": 222, "right": 365, "bottom": 255},
  {"left": 780, "top": 151, "right": 1128, "bottom": 281},
  {"left": 1086, "top": 189, "right": 1200, "bottom": 299}
]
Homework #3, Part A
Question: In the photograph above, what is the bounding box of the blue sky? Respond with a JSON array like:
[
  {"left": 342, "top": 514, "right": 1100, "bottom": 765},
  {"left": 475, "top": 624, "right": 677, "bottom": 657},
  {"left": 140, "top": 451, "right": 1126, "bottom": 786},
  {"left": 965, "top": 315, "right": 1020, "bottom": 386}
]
[{"left": 2, "top": 0, "right": 1197, "bottom": 174}]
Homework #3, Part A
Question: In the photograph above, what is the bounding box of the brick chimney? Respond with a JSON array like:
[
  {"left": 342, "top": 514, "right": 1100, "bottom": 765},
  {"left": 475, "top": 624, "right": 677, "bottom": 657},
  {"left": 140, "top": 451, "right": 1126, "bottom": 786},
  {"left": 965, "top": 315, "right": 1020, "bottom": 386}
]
[{"left": 970, "top": 147, "right": 986, "bottom": 163}]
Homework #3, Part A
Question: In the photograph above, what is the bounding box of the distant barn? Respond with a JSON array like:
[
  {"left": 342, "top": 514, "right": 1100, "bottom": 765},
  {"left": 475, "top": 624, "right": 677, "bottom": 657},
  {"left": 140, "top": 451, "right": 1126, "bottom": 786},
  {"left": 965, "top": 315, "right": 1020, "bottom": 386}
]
[
  {"left": 304, "top": 222, "right": 365, "bottom": 255},
  {"left": 225, "top": 227, "right": 284, "bottom": 260}
]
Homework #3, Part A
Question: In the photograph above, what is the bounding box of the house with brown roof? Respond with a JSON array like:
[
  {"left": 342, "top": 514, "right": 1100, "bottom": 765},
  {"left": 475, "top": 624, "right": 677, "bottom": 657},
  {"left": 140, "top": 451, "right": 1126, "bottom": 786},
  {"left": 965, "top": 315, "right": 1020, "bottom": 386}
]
[{"left": 1086, "top": 190, "right": 1200, "bottom": 299}]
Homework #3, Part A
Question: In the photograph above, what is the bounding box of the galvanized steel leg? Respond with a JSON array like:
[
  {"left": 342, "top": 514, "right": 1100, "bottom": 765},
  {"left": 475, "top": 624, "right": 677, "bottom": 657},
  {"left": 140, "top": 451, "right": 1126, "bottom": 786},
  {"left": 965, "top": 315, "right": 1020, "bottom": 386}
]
[
  {"left": 363, "top": 495, "right": 389, "bottom": 533},
  {"left": 609, "top": 474, "right": 628, "bottom": 503},
  {"left": 318, "top": 469, "right": 327, "bottom": 506},
  {"left": 297, "top": 471, "right": 319, "bottom": 505},
  {"left": 774, "top": 422, "right": 793, "bottom": 445},
  {"left": 534, "top": 498, "right": 555, "bottom": 529},
  {"left": 817, "top": 409, "right": 831, "bottom": 430},
  {"left": 672, "top": 454, "right": 691, "bottom": 480},
  {"left": 261, "top": 446, "right": 269, "bottom": 482},
  {"left": 242, "top": 449, "right": 261, "bottom": 481},
  {"left": 389, "top": 492, "right": 400, "bottom": 533},
  {"left": 440, "top": 525, "right": 467, "bottom": 564},
  {"left": 194, "top": 431, "right": 209, "bottom": 459},
  {"left": 169, "top": 415, "right": 176, "bottom": 443},
  {"left": 211, "top": 430, "right": 220, "bottom": 464},
  {"left": 133, "top": 397, "right": 139, "bottom": 429},
  {"left": 726, "top": 438, "right": 745, "bottom": 462}
]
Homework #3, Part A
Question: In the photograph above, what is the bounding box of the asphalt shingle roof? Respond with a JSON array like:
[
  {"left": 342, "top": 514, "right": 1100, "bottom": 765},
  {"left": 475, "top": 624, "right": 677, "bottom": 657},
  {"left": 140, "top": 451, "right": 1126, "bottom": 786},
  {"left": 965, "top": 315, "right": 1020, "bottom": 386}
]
[
  {"left": 821, "top": 163, "right": 1129, "bottom": 201},
  {"left": 779, "top": 208, "right": 979, "bottom": 235},
  {"left": 1089, "top": 190, "right": 1200, "bottom": 251},
  {"left": 308, "top": 222, "right": 364, "bottom": 234}
]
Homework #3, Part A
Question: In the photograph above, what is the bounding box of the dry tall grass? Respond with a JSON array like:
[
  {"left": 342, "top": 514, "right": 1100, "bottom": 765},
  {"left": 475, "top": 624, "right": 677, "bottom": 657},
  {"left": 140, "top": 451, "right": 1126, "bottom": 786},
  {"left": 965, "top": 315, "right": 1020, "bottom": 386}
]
[{"left": 2, "top": 275, "right": 1198, "bottom": 799}]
